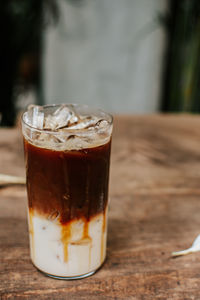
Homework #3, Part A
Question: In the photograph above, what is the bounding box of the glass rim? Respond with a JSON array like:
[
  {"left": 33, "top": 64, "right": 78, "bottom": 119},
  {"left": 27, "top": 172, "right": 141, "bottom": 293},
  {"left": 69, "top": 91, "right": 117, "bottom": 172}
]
[{"left": 21, "top": 103, "right": 113, "bottom": 135}]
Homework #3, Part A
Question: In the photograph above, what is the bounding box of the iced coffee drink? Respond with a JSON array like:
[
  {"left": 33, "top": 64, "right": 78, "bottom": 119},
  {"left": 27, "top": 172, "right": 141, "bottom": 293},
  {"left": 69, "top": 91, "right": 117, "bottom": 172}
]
[{"left": 22, "top": 104, "right": 113, "bottom": 279}]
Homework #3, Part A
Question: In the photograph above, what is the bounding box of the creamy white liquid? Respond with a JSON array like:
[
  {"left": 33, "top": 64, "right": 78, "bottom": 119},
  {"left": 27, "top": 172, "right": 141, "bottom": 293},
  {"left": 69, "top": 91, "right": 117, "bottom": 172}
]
[{"left": 28, "top": 209, "right": 107, "bottom": 277}]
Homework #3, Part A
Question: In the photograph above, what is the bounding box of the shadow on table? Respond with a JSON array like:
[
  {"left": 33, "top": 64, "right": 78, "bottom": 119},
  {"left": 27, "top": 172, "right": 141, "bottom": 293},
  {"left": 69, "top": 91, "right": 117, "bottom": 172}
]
[{"left": 107, "top": 218, "right": 135, "bottom": 255}]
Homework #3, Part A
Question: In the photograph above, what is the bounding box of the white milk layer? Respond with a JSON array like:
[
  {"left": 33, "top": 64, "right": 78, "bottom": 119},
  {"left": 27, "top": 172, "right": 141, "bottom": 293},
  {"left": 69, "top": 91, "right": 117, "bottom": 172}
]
[{"left": 28, "top": 210, "right": 107, "bottom": 277}]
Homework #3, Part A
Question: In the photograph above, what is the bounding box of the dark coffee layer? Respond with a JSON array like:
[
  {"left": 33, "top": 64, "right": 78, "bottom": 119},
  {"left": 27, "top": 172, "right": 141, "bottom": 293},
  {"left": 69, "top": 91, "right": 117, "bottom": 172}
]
[{"left": 24, "top": 139, "right": 111, "bottom": 224}]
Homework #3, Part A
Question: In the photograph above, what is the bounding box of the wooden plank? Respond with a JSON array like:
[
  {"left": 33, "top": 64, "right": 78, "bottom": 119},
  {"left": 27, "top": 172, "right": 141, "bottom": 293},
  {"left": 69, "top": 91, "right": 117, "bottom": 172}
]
[{"left": 1, "top": 115, "right": 200, "bottom": 299}]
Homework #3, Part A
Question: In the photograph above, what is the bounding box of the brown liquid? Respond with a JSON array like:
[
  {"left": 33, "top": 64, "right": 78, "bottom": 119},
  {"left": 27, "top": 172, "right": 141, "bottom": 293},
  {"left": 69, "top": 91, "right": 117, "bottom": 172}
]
[{"left": 24, "top": 139, "right": 111, "bottom": 225}]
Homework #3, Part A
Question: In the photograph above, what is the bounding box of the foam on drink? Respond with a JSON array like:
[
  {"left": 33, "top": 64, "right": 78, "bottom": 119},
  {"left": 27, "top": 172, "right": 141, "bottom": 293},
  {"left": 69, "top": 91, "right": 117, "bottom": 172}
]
[{"left": 22, "top": 104, "right": 112, "bottom": 278}]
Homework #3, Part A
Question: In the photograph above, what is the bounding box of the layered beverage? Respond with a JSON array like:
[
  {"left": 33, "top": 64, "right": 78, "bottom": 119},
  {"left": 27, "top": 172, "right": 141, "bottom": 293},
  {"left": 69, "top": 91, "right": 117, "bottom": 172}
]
[{"left": 22, "top": 104, "right": 113, "bottom": 279}]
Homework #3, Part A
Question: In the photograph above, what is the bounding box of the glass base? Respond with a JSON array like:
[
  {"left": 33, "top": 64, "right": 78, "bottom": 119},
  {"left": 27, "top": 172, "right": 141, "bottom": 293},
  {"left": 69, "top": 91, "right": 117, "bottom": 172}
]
[
  {"left": 41, "top": 269, "right": 97, "bottom": 280},
  {"left": 33, "top": 256, "right": 106, "bottom": 280},
  {"left": 34, "top": 262, "right": 104, "bottom": 280}
]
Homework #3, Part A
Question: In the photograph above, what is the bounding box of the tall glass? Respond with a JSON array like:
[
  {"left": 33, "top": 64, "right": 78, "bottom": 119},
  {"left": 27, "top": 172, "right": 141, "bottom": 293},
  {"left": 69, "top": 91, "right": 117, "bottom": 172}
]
[{"left": 21, "top": 104, "right": 113, "bottom": 279}]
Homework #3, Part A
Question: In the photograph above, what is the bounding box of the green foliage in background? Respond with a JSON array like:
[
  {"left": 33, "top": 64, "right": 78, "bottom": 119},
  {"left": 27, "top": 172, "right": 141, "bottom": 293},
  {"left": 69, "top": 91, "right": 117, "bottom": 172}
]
[{"left": 165, "top": 0, "right": 200, "bottom": 112}]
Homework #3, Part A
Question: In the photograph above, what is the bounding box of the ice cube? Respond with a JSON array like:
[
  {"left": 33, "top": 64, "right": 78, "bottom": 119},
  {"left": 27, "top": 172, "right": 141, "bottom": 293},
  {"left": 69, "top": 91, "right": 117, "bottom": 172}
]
[
  {"left": 37, "top": 112, "right": 44, "bottom": 129},
  {"left": 32, "top": 106, "right": 39, "bottom": 127},
  {"left": 95, "top": 119, "right": 108, "bottom": 129},
  {"left": 68, "top": 116, "right": 100, "bottom": 130},
  {"left": 65, "top": 135, "right": 90, "bottom": 150},
  {"left": 27, "top": 105, "right": 44, "bottom": 129},
  {"left": 44, "top": 105, "right": 79, "bottom": 130},
  {"left": 38, "top": 132, "right": 67, "bottom": 145}
]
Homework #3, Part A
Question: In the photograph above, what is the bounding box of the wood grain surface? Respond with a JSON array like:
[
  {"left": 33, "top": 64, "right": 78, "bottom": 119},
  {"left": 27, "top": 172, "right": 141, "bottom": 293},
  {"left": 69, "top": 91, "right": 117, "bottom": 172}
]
[{"left": 1, "top": 115, "right": 200, "bottom": 299}]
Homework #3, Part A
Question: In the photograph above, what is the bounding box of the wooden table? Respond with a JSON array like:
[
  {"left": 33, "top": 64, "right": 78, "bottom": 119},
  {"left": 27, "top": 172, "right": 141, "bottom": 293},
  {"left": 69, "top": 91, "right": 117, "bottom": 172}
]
[{"left": 1, "top": 115, "right": 200, "bottom": 299}]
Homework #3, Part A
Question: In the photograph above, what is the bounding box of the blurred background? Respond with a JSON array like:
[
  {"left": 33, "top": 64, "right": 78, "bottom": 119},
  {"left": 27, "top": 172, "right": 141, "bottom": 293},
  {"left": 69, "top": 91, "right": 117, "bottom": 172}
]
[{"left": 1, "top": 0, "right": 200, "bottom": 126}]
